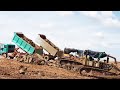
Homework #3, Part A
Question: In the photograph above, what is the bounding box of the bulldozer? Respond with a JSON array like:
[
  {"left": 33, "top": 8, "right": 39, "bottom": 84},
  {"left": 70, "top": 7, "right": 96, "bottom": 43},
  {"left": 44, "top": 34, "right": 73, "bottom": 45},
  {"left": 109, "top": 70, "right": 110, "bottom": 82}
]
[
  {"left": 78, "top": 50, "right": 120, "bottom": 77},
  {"left": 57, "top": 48, "right": 120, "bottom": 78}
]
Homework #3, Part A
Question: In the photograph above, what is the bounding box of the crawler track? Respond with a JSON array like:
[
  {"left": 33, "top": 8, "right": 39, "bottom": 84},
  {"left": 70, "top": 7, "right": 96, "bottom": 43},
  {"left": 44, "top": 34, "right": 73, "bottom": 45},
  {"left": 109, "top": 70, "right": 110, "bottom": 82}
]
[
  {"left": 79, "top": 66, "right": 120, "bottom": 79},
  {"left": 56, "top": 58, "right": 120, "bottom": 79}
]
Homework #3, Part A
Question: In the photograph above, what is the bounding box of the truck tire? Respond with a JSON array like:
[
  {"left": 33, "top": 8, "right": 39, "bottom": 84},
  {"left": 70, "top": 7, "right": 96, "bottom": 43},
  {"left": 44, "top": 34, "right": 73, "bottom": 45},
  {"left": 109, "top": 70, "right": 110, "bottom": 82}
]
[
  {"left": 9, "top": 56, "right": 14, "bottom": 59},
  {"left": 2, "top": 53, "right": 7, "bottom": 58},
  {"left": 44, "top": 56, "right": 49, "bottom": 61}
]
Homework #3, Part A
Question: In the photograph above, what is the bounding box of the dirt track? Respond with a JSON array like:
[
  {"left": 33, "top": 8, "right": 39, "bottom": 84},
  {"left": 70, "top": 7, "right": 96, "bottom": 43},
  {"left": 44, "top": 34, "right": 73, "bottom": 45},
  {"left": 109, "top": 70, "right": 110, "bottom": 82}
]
[{"left": 0, "top": 58, "right": 95, "bottom": 79}]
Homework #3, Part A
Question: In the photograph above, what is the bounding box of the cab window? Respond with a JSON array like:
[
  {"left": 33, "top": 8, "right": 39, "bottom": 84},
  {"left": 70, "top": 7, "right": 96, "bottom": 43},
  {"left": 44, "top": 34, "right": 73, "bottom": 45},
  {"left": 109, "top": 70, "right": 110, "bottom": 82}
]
[
  {"left": 8, "top": 45, "right": 15, "bottom": 48},
  {"left": 4, "top": 45, "right": 7, "bottom": 48},
  {"left": 8, "top": 46, "right": 11, "bottom": 48}
]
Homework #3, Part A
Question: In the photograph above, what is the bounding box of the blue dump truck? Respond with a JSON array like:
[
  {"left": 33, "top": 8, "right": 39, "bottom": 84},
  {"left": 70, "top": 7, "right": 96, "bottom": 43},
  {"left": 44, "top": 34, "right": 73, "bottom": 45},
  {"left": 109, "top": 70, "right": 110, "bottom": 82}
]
[
  {"left": 12, "top": 32, "right": 43, "bottom": 55},
  {"left": 0, "top": 43, "right": 15, "bottom": 58},
  {"left": 12, "top": 32, "right": 45, "bottom": 64}
]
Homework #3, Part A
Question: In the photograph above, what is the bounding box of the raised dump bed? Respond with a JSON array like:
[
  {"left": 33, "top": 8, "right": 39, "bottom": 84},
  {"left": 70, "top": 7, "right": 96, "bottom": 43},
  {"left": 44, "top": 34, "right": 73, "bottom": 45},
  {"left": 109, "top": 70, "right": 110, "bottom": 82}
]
[
  {"left": 35, "top": 34, "right": 63, "bottom": 57},
  {"left": 12, "top": 32, "right": 36, "bottom": 54}
]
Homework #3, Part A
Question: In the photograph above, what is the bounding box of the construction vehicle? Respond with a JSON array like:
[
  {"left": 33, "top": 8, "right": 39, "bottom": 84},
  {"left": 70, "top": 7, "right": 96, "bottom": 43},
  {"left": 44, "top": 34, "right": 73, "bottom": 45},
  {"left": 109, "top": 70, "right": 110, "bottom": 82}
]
[
  {"left": 61, "top": 49, "right": 120, "bottom": 77},
  {"left": 12, "top": 32, "right": 45, "bottom": 65},
  {"left": 0, "top": 43, "right": 15, "bottom": 58},
  {"left": 35, "top": 34, "right": 64, "bottom": 61},
  {"left": 79, "top": 57, "right": 120, "bottom": 77},
  {"left": 59, "top": 53, "right": 120, "bottom": 78},
  {"left": 77, "top": 50, "right": 120, "bottom": 77}
]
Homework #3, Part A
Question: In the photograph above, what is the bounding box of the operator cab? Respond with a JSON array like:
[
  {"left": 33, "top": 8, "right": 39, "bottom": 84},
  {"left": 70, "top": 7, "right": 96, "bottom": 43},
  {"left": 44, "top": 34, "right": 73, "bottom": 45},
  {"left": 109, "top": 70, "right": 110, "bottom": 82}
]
[{"left": 0, "top": 44, "right": 15, "bottom": 55}]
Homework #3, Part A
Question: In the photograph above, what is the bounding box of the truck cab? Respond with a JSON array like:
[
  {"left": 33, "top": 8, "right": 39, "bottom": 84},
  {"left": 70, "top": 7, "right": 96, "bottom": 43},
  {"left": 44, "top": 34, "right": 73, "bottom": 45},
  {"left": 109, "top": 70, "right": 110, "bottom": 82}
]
[{"left": 0, "top": 44, "right": 15, "bottom": 55}]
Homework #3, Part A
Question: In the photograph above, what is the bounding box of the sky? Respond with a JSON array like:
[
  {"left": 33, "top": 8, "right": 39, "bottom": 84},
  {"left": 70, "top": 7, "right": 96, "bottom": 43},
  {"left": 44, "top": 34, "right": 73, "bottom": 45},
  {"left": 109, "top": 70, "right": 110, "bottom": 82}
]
[{"left": 0, "top": 11, "right": 120, "bottom": 60}]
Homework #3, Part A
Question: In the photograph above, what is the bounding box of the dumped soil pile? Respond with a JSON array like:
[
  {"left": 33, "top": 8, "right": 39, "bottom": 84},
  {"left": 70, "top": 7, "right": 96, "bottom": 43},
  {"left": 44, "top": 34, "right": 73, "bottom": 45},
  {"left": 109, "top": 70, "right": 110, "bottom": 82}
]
[
  {"left": 0, "top": 59, "right": 95, "bottom": 79},
  {"left": 0, "top": 58, "right": 120, "bottom": 79}
]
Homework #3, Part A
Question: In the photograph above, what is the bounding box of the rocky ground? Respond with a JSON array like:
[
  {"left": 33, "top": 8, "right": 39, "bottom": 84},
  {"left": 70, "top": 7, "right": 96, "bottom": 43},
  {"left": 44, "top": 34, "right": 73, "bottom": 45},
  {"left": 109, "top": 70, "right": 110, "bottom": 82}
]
[
  {"left": 0, "top": 57, "right": 120, "bottom": 79},
  {"left": 0, "top": 58, "right": 95, "bottom": 79}
]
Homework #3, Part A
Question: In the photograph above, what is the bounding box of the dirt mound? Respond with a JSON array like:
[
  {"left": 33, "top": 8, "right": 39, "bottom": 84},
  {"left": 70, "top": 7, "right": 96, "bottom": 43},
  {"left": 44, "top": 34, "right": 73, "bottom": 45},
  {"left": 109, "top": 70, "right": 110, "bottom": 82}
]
[
  {"left": 0, "top": 59, "right": 94, "bottom": 79},
  {"left": 0, "top": 58, "right": 120, "bottom": 79}
]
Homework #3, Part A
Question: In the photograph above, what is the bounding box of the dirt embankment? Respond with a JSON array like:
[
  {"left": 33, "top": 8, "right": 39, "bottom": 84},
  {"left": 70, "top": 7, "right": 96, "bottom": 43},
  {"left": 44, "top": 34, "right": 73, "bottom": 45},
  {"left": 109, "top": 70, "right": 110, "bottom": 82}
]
[
  {"left": 0, "top": 58, "right": 120, "bottom": 79},
  {"left": 0, "top": 59, "right": 94, "bottom": 79}
]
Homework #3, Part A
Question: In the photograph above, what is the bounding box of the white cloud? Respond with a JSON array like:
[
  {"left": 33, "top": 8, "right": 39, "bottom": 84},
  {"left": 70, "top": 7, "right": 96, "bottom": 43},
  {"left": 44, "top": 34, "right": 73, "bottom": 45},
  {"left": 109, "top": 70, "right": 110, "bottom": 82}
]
[
  {"left": 39, "top": 23, "right": 54, "bottom": 28},
  {"left": 102, "top": 18, "right": 120, "bottom": 28},
  {"left": 107, "top": 42, "right": 120, "bottom": 49},
  {"left": 95, "top": 32, "right": 104, "bottom": 39},
  {"left": 92, "top": 31, "right": 120, "bottom": 49},
  {"left": 79, "top": 11, "right": 120, "bottom": 28},
  {"left": 56, "top": 11, "right": 74, "bottom": 16},
  {"left": 101, "top": 42, "right": 110, "bottom": 48},
  {"left": 90, "top": 41, "right": 120, "bottom": 49},
  {"left": 79, "top": 11, "right": 100, "bottom": 18},
  {"left": 100, "top": 11, "right": 113, "bottom": 18}
]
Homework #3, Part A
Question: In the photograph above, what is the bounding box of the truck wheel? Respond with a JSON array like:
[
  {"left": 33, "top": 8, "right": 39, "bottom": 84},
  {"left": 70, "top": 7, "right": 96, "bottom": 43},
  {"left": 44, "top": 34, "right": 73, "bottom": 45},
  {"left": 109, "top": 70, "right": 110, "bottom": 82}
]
[
  {"left": 44, "top": 56, "right": 49, "bottom": 61},
  {"left": 9, "top": 56, "right": 14, "bottom": 59},
  {"left": 2, "top": 53, "right": 7, "bottom": 58}
]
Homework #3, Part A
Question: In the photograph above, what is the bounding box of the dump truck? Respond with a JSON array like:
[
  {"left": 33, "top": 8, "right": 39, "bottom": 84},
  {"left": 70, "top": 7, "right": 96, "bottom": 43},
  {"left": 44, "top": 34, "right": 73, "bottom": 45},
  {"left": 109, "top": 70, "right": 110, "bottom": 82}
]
[
  {"left": 0, "top": 43, "right": 15, "bottom": 58},
  {"left": 35, "top": 34, "right": 64, "bottom": 61},
  {"left": 12, "top": 32, "right": 45, "bottom": 65}
]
